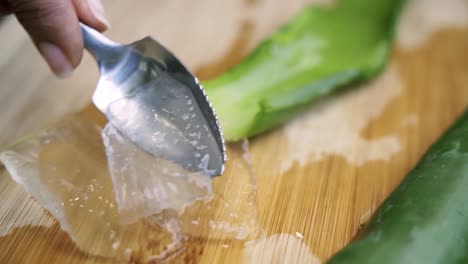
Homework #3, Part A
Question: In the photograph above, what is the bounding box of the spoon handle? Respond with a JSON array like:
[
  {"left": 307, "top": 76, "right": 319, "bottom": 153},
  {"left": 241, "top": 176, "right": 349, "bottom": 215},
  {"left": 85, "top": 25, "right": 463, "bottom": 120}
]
[{"left": 80, "top": 22, "right": 120, "bottom": 63}]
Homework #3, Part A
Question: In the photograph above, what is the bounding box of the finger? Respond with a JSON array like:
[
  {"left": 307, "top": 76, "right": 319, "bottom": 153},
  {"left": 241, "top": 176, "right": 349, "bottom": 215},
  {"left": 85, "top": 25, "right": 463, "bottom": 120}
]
[
  {"left": 9, "top": 0, "right": 82, "bottom": 78},
  {"left": 72, "top": 0, "right": 109, "bottom": 32}
]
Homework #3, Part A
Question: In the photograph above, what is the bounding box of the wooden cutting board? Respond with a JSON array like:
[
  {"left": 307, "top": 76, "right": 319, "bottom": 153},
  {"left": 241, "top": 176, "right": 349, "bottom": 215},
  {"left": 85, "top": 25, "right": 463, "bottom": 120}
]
[{"left": 1, "top": 0, "right": 467, "bottom": 263}]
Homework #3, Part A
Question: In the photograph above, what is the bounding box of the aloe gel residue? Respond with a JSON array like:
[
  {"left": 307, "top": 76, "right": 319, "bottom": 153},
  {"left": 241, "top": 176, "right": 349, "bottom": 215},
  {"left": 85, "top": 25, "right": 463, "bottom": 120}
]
[{"left": 0, "top": 111, "right": 260, "bottom": 262}]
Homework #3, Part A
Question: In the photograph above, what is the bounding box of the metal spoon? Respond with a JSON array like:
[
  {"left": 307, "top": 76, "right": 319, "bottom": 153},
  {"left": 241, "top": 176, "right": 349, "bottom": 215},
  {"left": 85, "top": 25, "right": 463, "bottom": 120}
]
[{"left": 80, "top": 23, "right": 225, "bottom": 177}]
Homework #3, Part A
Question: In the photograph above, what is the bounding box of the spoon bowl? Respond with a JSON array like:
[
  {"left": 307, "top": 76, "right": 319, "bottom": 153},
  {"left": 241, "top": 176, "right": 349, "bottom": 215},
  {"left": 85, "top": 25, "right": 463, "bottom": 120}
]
[{"left": 80, "top": 23, "right": 226, "bottom": 177}]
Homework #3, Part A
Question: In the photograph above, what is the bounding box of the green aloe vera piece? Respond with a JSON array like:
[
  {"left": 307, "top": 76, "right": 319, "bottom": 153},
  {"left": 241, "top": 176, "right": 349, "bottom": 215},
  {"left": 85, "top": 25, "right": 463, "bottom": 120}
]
[
  {"left": 203, "top": 0, "right": 406, "bottom": 141},
  {"left": 327, "top": 110, "right": 468, "bottom": 264}
]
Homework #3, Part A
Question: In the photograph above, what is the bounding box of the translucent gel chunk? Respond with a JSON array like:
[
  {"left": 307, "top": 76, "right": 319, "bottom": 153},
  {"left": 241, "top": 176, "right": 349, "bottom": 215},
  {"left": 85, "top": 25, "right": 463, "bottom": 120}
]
[
  {"left": 102, "top": 124, "right": 211, "bottom": 224},
  {"left": 0, "top": 109, "right": 260, "bottom": 262},
  {"left": 179, "top": 141, "right": 260, "bottom": 241}
]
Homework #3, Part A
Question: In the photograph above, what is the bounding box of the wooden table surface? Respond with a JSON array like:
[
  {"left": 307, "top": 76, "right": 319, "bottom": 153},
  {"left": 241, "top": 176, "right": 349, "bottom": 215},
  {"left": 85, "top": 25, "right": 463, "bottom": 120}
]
[{"left": 0, "top": 0, "right": 467, "bottom": 263}]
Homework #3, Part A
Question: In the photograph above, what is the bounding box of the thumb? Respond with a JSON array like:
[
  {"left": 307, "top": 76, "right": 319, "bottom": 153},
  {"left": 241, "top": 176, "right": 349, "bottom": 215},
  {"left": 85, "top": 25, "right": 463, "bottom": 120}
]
[{"left": 9, "top": 0, "right": 82, "bottom": 78}]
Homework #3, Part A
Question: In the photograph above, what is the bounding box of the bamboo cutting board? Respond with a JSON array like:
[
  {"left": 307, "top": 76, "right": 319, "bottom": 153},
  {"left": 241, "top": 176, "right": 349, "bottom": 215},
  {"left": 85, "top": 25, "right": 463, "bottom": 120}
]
[{"left": 1, "top": 0, "right": 468, "bottom": 263}]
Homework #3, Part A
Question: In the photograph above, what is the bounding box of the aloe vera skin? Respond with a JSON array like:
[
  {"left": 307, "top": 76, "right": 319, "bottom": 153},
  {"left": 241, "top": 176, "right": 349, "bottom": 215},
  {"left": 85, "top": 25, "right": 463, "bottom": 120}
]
[
  {"left": 328, "top": 111, "right": 468, "bottom": 264},
  {"left": 202, "top": 0, "right": 406, "bottom": 141}
]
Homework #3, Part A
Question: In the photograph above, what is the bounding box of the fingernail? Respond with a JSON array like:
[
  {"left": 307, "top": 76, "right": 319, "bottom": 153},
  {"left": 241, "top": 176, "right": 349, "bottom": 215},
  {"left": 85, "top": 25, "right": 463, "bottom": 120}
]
[
  {"left": 88, "top": 0, "right": 110, "bottom": 29},
  {"left": 38, "top": 42, "right": 74, "bottom": 78}
]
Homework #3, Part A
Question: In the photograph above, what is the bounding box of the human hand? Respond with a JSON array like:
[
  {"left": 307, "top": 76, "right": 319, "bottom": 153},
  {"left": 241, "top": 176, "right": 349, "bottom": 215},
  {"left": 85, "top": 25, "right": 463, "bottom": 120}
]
[{"left": 0, "top": 0, "right": 109, "bottom": 78}]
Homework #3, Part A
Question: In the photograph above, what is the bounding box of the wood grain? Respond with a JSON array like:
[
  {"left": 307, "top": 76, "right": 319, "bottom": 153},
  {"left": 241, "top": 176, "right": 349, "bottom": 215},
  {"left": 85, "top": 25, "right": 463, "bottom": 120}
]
[{"left": 0, "top": 0, "right": 467, "bottom": 263}]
